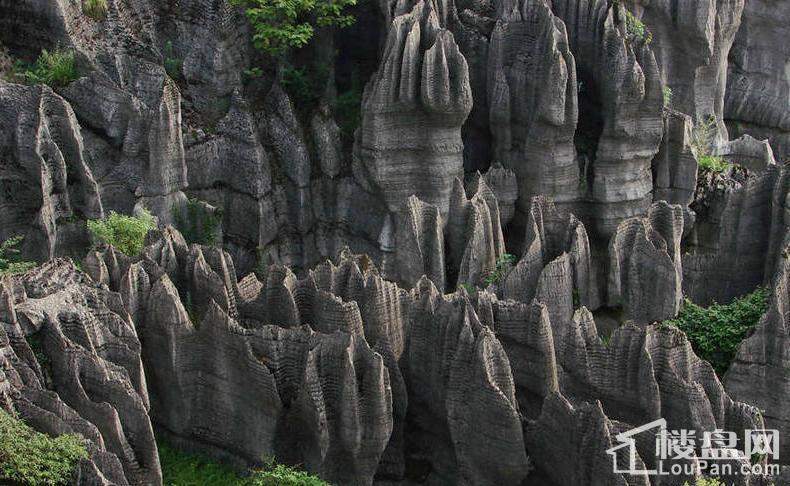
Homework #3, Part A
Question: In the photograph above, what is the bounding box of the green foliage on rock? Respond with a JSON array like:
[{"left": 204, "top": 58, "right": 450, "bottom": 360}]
[
  {"left": 14, "top": 49, "right": 79, "bottom": 87},
  {"left": 281, "top": 62, "right": 330, "bottom": 112},
  {"left": 0, "top": 236, "right": 36, "bottom": 276},
  {"left": 173, "top": 199, "right": 222, "bottom": 246},
  {"left": 231, "top": 0, "right": 356, "bottom": 56},
  {"left": 623, "top": 9, "right": 646, "bottom": 41},
  {"left": 83, "top": 0, "right": 108, "bottom": 20},
  {"left": 663, "top": 86, "right": 672, "bottom": 108},
  {"left": 666, "top": 288, "right": 770, "bottom": 376},
  {"left": 159, "top": 441, "right": 330, "bottom": 486},
  {"left": 0, "top": 409, "right": 88, "bottom": 486},
  {"left": 483, "top": 253, "right": 517, "bottom": 287},
  {"left": 691, "top": 115, "right": 730, "bottom": 174},
  {"left": 87, "top": 210, "right": 156, "bottom": 257}
]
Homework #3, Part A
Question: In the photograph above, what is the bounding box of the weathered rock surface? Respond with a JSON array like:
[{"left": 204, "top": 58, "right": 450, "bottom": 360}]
[
  {"left": 725, "top": 240, "right": 790, "bottom": 463},
  {"left": 487, "top": 0, "right": 580, "bottom": 214},
  {"left": 724, "top": 0, "right": 790, "bottom": 161},
  {"left": 630, "top": 0, "right": 744, "bottom": 139},
  {"left": 684, "top": 164, "right": 789, "bottom": 304},
  {"left": 0, "top": 84, "right": 103, "bottom": 261},
  {"left": 607, "top": 201, "right": 684, "bottom": 323},
  {"left": 0, "top": 260, "right": 160, "bottom": 485},
  {"left": 353, "top": 0, "right": 473, "bottom": 217}
]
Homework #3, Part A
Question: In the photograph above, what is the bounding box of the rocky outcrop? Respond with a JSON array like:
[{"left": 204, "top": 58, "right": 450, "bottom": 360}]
[
  {"left": 487, "top": 0, "right": 580, "bottom": 215},
  {"left": 551, "top": 0, "right": 664, "bottom": 238},
  {"left": 0, "top": 260, "right": 160, "bottom": 485},
  {"left": 503, "top": 196, "right": 599, "bottom": 316},
  {"left": 652, "top": 109, "right": 699, "bottom": 207},
  {"left": 0, "top": 84, "right": 103, "bottom": 261},
  {"left": 607, "top": 201, "right": 684, "bottom": 323},
  {"left": 353, "top": 0, "right": 473, "bottom": 217},
  {"left": 724, "top": 0, "right": 790, "bottom": 161},
  {"left": 684, "top": 164, "right": 789, "bottom": 304},
  {"left": 631, "top": 0, "right": 744, "bottom": 138},
  {"left": 718, "top": 134, "right": 778, "bottom": 173},
  {"left": 446, "top": 175, "right": 506, "bottom": 289},
  {"left": 390, "top": 195, "right": 446, "bottom": 290},
  {"left": 725, "top": 241, "right": 790, "bottom": 463}
]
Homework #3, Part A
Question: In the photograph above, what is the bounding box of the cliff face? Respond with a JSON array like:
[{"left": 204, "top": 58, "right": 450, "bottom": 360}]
[{"left": 0, "top": 0, "right": 788, "bottom": 485}]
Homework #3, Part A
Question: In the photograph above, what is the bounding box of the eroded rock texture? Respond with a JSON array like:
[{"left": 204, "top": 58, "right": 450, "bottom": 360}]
[
  {"left": 725, "top": 241, "right": 790, "bottom": 462},
  {"left": 353, "top": 0, "right": 473, "bottom": 217},
  {"left": 724, "top": 0, "right": 790, "bottom": 160},
  {"left": 607, "top": 201, "right": 684, "bottom": 323},
  {"left": 684, "top": 164, "right": 790, "bottom": 304},
  {"left": 630, "top": 0, "right": 744, "bottom": 139},
  {"left": 0, "top": 260, "right": 160, "bottom": 485}
]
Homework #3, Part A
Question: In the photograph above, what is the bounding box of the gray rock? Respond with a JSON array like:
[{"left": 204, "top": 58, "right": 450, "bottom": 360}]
[
  {"left": 353, "top": 0, "right": 473, "bottom": 217},
  {"left": 0, "top": 260, "right": 160, "bottom": 485},
  {"left": 724, "top": 0, "right": 790, "bottom": 160}
]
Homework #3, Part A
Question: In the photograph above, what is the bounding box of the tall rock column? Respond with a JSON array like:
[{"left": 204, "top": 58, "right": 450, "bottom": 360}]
[
  {"left": 353, "top": 0, "right": 473, "bottom": 217},
  {"left": 551, "top": 0, "right": 664, "bottom": 239}
]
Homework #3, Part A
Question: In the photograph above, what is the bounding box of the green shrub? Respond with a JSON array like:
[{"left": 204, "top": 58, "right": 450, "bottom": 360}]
[
  {"left": 666, "top": 288, "right": 770, "bottom": 376},
  {"left": 14, "top": 49, "right": 79, "bottom": 87},
  {"left": 281, "top": 62, "right": 330, "bottom": 114},
  {"left": 159, "top": 441, "right": 330, "bottom": 486},
  {"left": 0, "top": 409, "right": 88, "bottom": 485},
  {"left": 691, "top": 115, "right": 731, "bottom": 174},
  {"left": 624, "top": 9, "right": 647, "bottom": 41},
  {"left": 231, "top": 0, "right": 356, "bottom": 56},
  {"left": 87, "top": 209, "right": 156, "bottom": 257},
  {"left": 483, "top": 253, "right": 517, "bottom": 287},
  {"left": 173, "top": 199, "right": 222, "bottom": 246},
  {"left": 0, "top": 236, "right": 36, "bottom": 276},
  {"left": 698, "top": 154, "right": 729, "bottom": 173},
  {"left": 83, "top": 0, "right": 108, "bottom": 20}
]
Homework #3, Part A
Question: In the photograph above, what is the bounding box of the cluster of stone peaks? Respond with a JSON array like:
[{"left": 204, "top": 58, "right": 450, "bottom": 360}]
[{"left": 0, "top": 0, "right": 788, "bottom": 484}]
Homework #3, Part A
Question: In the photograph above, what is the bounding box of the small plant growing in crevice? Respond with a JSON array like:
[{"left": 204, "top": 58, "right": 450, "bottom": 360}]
[
  {"left": 0, "top": 409, "right": 88, "bottom": 485},
  {"left": 483, "top": 253, "right": 517, "bottom": 287},
  {"left": 0, "top": 236, "right": 36, "bottom": 276},
  {"left": 83, "top": 0, "right": 108, "bottom": 20},
  {"left": 87, "top": 209, "right": 156, "bottom": 257},
  {"left": 14, "top": 49, "right": 79, "bottom": 87}
]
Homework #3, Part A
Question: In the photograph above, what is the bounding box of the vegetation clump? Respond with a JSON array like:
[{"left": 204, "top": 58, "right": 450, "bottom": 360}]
[
  {"left": 623, "top": 9, "right": 646, "bottom": 41},
  {"left": 83, "top": 0, "right": 108, "bottom": 20},
  {"left": 0, "top": 409, "right": 88, "bottom": 485},
  {"left": 159, "top": 441, "right": 330, "bottom": 486},
  {"left": 230, "top": 0, "right": 356, "bottom": 56},
  {"left": 691, "top": 115, "right": 730, "bottom": 174},
  {"left": 87, "top": 209, "right": 156, "bottom": 257},
  {"left": 173, "top": 199, "right": 222, "bottom": 246},
  {"left": 666, "top": 288, "right": 770, "bottom": 376},
  {"left": 14, "top": 49, "right": 79, "bottom": 87},
  {"left": 483, "top": 253, "right": 517, "bottom": 287},
  {"left": 0, "top": 236, "right": 36, "bottom": 276}
]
